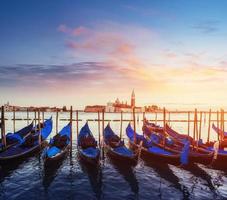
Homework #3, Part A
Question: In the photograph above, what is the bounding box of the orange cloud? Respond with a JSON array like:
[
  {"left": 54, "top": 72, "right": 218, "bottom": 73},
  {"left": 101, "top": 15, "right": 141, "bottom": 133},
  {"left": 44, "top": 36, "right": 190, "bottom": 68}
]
[{"left": 56, "top": 23, "right": 227, "bottom": 108}]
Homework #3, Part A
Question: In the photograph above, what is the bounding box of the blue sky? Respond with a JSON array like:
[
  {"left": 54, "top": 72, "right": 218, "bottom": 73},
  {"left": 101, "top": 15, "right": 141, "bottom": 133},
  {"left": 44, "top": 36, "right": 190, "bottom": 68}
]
[{"left": 1, "top": 0, "right": 227, "bottom": 109}]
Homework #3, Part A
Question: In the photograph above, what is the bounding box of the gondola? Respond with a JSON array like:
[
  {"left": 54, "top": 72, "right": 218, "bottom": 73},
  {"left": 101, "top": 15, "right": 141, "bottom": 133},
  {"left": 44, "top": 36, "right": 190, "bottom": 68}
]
[
  {"left": 143, "top": 123, "right": 213, "bottom": 165},
  {"left": 104, "top": 123, "right": 137, "bottom": 165},
  {"left": 43, "top": 122, "right": 71, "bottom": 165},
  {"left": 78, "top": 123, "right": 100, "bottom": 165},
  {"left": 0, "top": 117, "right": 53, "bottom": 164},
  {"left": 165, "top": 123, "right": 227, "bottom": 169},
  {"left": 126, "top": 123, "right": 181, "bottom": 165},
  {"left": 212, "top": 124, "right": 227, "bottom": 147},
  {"left": 0, "top": 122, "right": 34, "bottom": 152}
]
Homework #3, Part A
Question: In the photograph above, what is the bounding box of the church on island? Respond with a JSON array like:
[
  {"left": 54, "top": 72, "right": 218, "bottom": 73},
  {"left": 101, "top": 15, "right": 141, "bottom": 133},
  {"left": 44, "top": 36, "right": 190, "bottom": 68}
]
[{"left": 85, "top": 90, "right": 143, "bottom": 113}]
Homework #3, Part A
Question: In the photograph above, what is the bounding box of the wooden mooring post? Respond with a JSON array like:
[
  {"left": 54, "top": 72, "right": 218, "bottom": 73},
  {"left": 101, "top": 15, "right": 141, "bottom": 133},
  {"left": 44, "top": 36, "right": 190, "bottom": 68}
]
[
  {"left": 42, "top": 111, "right": 44, "bottom": 124},
  {"left": 38, "top": 108, "right": 41, "bottom": 145},
  {"left": 34, "top": 110, "right": 37, "bottom": 131},
  {"left": 143, "top": 112, "right": 145, "bottom": 123},
  {"left": 221, "top": 109, "right": 224, "bottom": 141},
  {"left": 1, "top": 106, "right": 6, "bottom": 149},
  {"left": 70, "top": 106, "right": 73, "bottom": 156},
  {"left": 195, "top": 109, "right": 199, "bottom": 148},
  {"left": 13, "top": 106, "right": 16, "bottom": 133},
  {"left": 163, "top": 107, "right": 166, "bottom": 147},
  {"left": 187, "top": 111, "right": 190, "bottom": 137},
  {"left": 143, "top": 112, "right": 145, "bottom": 136},
  {"left": 27, "top": 108, "right": 29, "bottom": 125},
  {"left": 217, "top": 110, "right": 220, "bottom": 141},
  {"left": 98, "top": 111, "right": 101, "bottom": 148},
  {"left": 193, "top": 109, "right": 197, "bottom": 149},
  {"left": 198, "top": 111, "right": 202, "bottom": 141},
  {"left": 168, "top": 111, "right": 170, "bottom": 126},
  {"left": 207, "top": 109, "right": 211, "bottom": 143},
  {"left": 76, "top": 110, "right": 79, "bottom": 139},
  {"left": 133, "top": 107, "right": 136, "bottom": 144},
  {"left": 223, "top": 109, "right": 225, "bottom": 132},
  {"left": 102, "top": 109, "right": 105, "bottom": 159},
  {"left": 120, "top": 111, "right": 123, "bottom": 140},
  {"left": 56, "top": 110, "right": 58, "bottom": 134}
]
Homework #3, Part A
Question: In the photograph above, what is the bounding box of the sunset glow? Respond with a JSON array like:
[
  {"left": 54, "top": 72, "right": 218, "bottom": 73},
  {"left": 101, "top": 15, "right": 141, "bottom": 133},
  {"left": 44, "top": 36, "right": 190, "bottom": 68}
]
[{"left": 1, "top": 0, "right": 227, "bottom": 109}]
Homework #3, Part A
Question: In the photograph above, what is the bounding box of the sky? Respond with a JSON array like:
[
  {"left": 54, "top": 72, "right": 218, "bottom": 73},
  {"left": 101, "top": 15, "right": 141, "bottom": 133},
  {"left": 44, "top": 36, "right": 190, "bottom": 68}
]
[{"left": 1, "top": 0, "right": 227, "bottom": 109}]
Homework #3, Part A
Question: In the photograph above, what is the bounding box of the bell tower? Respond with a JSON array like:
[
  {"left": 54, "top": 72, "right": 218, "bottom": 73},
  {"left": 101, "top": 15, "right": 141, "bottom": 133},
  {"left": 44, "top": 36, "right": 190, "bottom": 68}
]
[{"left": 131, "top": 89, "right": 135, "bottom": 108}]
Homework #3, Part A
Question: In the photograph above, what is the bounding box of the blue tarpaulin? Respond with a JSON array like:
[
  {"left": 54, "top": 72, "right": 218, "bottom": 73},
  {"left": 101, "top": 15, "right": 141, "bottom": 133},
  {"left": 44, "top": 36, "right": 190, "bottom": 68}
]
[
  {"left": 150, "top": 134, "right": 160, "bottom": 144},
  {"left": 180, "top": 140, "right": 190, "bottom": 165},
  {"left": 78, "top": 122, "right": 95, "bottom": 145},
  {"left": 6, "top": 133, "right": 25, "bottom": 144},
  {"left": 47, "top": 146, "right": 61, "bottom": 157},
  {"left": 59, "top": 123, "right": 71, "bottom": 138},
  {"left": 113, "top": 146, "right": 134, "bottom": 157},
  {"left": 148, "top": 146, "right": 173, "bottom": 155},
  {"left": 81, "top": 147, "right": 100, "bottom": 158},
  {"left": 41, "top": 118, "right": 53, "bottom": 139}
]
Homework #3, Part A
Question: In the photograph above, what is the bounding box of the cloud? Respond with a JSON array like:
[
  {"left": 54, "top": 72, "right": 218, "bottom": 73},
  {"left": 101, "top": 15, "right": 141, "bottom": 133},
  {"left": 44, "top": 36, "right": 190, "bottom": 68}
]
[
  {"left": 53, "top": 21, "right": 227, "bottom": 107},
  {"left": 192, "top": 20, "right": 219, "bottom": 34},
  {"left": 60, "top": 23, "right": 157, "bottom": 85},
  {"left": 57, "top": 24, "right": 89, "bottom": 36},
  {"left": 0, "top": 61, "right": 158, "bottom": 92}
]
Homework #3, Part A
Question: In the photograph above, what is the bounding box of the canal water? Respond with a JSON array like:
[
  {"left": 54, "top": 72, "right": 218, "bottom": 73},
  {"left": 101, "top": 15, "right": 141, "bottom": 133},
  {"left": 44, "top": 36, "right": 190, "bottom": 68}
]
[{"left": 0, "top": 112, "right": 227, "bottom": 200}]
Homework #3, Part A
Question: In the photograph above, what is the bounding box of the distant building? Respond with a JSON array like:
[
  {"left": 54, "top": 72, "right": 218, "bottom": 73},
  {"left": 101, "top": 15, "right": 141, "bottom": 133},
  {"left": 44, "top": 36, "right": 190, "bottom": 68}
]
[
  {"left": 144, "top": 105, "right": 161, "bottom": 112},
  {"left": 84, "top": 90, "right": 142, "bottom": 113},
  {"left": 3, "top": 102, "right": 63, "bottom": 112},
  {"left": 4, "top": 102, "right": 14, "bottom": 112},
  {"left": 84, "top": 105, "right": 106, "bottom": 112},
  {"left": 106, "top": 90, "right": 142, "bottom": 113}
]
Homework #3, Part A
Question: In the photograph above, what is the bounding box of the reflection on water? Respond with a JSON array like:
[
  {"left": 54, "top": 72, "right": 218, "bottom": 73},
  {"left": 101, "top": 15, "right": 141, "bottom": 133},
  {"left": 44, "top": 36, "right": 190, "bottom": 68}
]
[
  {"left": 144, "top": 160, "right": 190, "bottom": 199},
  {"left": 183, "top": 164, "right": 218, "bottom": 198},
  {"left": 42, "top": 158, "right": 65, "bottom": 190},
  {"left": 0, "top": 144, "right": 227, "bottom": 199},
  {"left": 109, "top": 157, "right": 139, "bottom": 196},
  {"left": 79, "top": 159, "right": 103, "bottom": 199}
]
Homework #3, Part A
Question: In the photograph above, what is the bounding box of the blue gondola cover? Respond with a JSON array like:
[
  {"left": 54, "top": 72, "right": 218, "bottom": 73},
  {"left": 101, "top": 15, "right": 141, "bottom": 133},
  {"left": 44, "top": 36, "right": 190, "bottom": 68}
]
[
  {"left": 81, "top": 147, "right": 99, "bottom": 158},
  {"left": 180, "top": 140, "right": 190, "bottom": 165},
  {"left": 113, "top": 146, "right": 134, "bottom": 157},
  {"left": 47, "top": 146, "right": 61, "bottom": 157},
  {"left": 41, "top": 118, "right": 53, "bottom": 139},
  {"left": 6, "top": 133, "right": 24, "bottom": 144}
]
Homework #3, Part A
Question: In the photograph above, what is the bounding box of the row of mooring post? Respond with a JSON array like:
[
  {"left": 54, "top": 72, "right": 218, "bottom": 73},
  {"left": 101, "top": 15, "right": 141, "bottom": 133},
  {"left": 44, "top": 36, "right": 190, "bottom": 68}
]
[
  {"left": 12, "top": 108, "right": 47, "bottom": 135},
  {"left": 1, "top": 106, "right": 227, "bottom": 154}
]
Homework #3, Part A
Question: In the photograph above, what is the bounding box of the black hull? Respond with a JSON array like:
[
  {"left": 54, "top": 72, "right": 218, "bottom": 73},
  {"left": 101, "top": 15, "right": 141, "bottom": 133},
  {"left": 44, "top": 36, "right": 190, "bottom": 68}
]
[
  {"left": 44, "top": 145, "right": 70, "bottom": 166},
  {"left": 188, "top": 153, "right": 213, "bottom": 165},
  {"left": 153, "top": 143, "right": 213, "bottom": 165},
  {"left": 0, "top": 130, "right": 33, "bottom": 153},
  {"left": 0, "top": 141, "right": 48, "bottom": 165},
  {"left": 128, "top": 140, "right": 180, "bottom": 166},
  {"left": 105, "top": 145, "right": 137, "bottom": 166},
  {"left": 78, "top": 148, "right": 100, "bottom": 165},
  {"left": 209, "top": 154, "right": 227, "bottom": 170}
]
